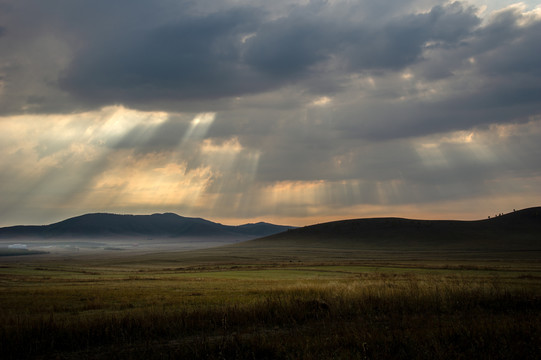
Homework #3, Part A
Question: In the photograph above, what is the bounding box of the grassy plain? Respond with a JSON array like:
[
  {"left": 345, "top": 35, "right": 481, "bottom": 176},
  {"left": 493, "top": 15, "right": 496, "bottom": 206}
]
[{"left": 1, "top": 245, "right": 540, "bottom": 359}]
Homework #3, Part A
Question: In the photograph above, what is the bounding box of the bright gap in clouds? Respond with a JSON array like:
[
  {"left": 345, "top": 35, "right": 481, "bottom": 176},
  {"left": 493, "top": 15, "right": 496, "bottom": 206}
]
[
  {"left": 0, "top": 106, "right": 267, "bottom": 226},
  {"left": 0, "top": 107, "right": 167, "bottom": 221},
  {"left": 182, "top": 113, "right": 216, "bottom": 142},
  {"left": 1, "top": 1, "right": 541, "bottom": 226},
  {"left": 1, "top": 107, "right": 541, "bottom": 226}
]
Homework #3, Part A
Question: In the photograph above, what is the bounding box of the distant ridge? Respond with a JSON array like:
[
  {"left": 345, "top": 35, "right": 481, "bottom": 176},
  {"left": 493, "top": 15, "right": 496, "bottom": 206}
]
[
  {"left": 0, "top": 213, "right": 294, "bottom": 240},
  {"left": 245, "top": 207, "right": 541, "bottom": 251}
]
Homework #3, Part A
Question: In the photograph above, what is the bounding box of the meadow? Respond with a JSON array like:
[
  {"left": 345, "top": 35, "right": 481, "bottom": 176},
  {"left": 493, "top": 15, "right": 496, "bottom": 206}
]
[{"left": 1, "top": 248, "right": 540, "bottom": 359}]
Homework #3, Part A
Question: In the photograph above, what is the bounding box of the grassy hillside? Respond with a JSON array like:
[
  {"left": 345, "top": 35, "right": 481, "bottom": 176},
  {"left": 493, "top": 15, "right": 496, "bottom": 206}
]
[
  {"left": 73, "top": 207, "right": 539, "bottom": 271},
  {"left": 242, "top": 207, "right": 541, "bottom": 251}
]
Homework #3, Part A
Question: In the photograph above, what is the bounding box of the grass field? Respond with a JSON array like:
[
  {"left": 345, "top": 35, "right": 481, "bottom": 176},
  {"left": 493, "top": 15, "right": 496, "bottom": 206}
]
[{"left": 1, "top": 247, "right": 540, "bottom": 359}]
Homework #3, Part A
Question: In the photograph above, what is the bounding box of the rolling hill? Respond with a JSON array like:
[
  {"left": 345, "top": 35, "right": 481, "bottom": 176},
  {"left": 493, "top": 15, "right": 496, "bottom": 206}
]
[
  {"left": 239, "top": 207, "right": 541, "bottom": 251},
  {"left": 0, "top": 213, "right": 294, "bottom": 240}
]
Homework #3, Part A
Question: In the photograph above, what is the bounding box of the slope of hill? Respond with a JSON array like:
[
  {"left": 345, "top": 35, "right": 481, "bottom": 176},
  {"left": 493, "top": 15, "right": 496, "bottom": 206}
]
[
  {"left": 242, "top": 207, "right": 541, "bottom": 251},
  {"left": 0, "top": 213, "right": 294, "bottom": 240}
]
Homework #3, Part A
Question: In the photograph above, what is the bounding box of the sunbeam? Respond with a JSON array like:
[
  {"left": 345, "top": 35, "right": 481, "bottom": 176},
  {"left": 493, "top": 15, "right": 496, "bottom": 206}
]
[
  {"left": 182, "top": 113, "right": 216, "bottom": 143},
  {"left": 1, "top": 0, "right": 541, "bottom": 227}
]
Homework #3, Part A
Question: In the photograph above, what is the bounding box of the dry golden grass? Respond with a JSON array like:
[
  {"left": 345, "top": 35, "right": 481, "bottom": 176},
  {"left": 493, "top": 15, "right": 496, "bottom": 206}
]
[{"left": 1, "top": 258, "right": 540, "bottom": 359}]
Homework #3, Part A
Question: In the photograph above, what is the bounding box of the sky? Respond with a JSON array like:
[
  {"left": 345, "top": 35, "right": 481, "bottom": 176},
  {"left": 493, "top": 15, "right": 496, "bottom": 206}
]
[{"left": 1, "top": 0, "right": 540, "bottom": 227}]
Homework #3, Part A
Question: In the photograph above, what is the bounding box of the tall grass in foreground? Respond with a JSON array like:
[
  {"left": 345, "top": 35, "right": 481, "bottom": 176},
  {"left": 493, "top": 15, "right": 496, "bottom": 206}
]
[{"left": 1, "top": 275, "right": 540, "bottom": 359}]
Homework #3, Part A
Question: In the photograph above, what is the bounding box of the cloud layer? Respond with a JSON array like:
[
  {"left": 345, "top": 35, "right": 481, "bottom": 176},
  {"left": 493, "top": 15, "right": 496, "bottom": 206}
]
[{"left": 0, "top": 0, "right": 540, "bottom": 226}]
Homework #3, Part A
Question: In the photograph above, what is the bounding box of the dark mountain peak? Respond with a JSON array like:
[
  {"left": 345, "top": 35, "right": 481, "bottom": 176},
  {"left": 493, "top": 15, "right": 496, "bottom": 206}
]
[{"left": 151, "top": 212, "right": 182, "bottom": 218}]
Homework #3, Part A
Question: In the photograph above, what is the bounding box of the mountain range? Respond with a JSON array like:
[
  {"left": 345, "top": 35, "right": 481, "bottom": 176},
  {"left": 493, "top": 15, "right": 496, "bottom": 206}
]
[
  {"left": 0, "top": 213, "right": 294, "bottom": 240},
  {"left": 1, "top": 208, "right": 540, "bottom": 252}
]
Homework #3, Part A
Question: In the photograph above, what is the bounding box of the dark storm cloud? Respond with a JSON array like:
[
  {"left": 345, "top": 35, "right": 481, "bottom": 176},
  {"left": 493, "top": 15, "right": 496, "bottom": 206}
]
[
  {"left": 473, "top": 12, "right": 541, "bottom": 76},
  {"left": 332, "top": 90, "right": 541, "bottom": 142},
  {"left": 243, "top": 16, "right": 330, "bottom": 77},
  {"left": 56, "top": 1, "right": 481, "bottom": 109},
  {"left": 340, "top": 2, "right": 480, "bottom": 71},
  {"left": 4, "top": 0, "right": 540, "bottom": 133},
  {"left": 59, "top": 7, "right": 271, "bottom": 105},
  {"left": 3, "top": 0, "right": 538, "bottom": 158}
]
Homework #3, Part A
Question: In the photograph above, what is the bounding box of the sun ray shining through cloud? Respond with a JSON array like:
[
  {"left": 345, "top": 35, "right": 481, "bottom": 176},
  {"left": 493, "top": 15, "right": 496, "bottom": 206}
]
[
  {"left": 182, "top": 113, "right": 216, "bottom": 143},
  {"left": 0, "top": 1, "right": 541, "bottom": 226}
]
